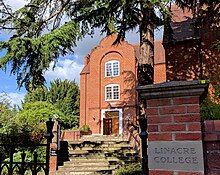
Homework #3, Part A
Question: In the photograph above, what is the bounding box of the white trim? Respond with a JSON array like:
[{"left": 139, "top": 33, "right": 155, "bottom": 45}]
[
  {"left": 105, "top": 84, "right": 120, "bottom": 101},
  {"left": 105, "top": 60, "right": 120, "bottom": 77},
  {"left": 101, "top": 108, "right": 123, "bottom": 135}
]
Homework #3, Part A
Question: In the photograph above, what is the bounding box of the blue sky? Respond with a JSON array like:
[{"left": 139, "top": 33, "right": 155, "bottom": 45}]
[{"left": 0, "top": 0, "right": 163, "bottom": 106}]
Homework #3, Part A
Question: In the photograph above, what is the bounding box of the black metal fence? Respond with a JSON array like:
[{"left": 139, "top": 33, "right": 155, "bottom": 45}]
[{"left": 0, "top": 119, "right": 54, "bottom": 175}]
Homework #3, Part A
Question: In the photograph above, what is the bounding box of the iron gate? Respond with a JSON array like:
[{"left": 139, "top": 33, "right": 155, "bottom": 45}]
[{"left": 0, "top": 119, "right": 54, "bottom": 175}]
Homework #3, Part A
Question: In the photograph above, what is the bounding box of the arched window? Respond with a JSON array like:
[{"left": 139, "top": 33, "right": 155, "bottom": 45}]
[
  {"left": 105, "top": 84, "right": 120, "bottom": 101},
  {"left": 105, "top": 60, "right": 120, "bottom": 77}
]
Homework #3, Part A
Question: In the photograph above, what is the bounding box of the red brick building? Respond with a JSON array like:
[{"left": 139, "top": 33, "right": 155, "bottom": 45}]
[
  {"left": 80, "top": 5, "right": 219, "bottom": 135},
  {"left": 165, "top": 5, "right": 220, "bottom": 81},
  {"left": 80, "top": 34, "right": 166, "bottom": 135}
]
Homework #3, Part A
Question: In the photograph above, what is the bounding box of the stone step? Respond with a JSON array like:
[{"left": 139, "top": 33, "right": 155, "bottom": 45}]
[
  {"left": 69, "top": 157, "right": 107, "bottom": 162},
  {"left": 69, "top": 141, "right": 129, "bottom": 147},
  {"left": 99, "top": 144, "right": 131, "bottom": 149},
  {"left": 68, "top": 151, "right": 138, "bottom": 161},
  {"left": 79, "top": 135, "right": 128, "bottom": 143},
  {"left": 63, "top": 161, "right": 109, "bottom": 167},
  {"left": 57, "top": 165, "right": 116, "bottom": 172},
  {"left": 81, "top": 147, "right": 121, "bottom": 152},
  {"left": 69, "top": 169, "right": 113, "bottom": 175},
  {"left": 71, "top": 146, "right": 132, "bottom": 152},
  {"left": 56, "top": 135, "right": 139, "bottom": 175},
  {"left": 56, "top": 171, "right": 101, "bottom": 175},
  {"left": 69, "top": 150, "right": 89, "bottom": 155},
  {"left": 69, "top": 157, "right": 120, "bottom": 163}
]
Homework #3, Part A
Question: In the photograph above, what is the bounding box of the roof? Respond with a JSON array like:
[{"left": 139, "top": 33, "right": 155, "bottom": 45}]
[
  {"left": 164, "top": 5, "right": 195, "bottom": 43},
  {"left": 80, "top": 54, "right": 90, "bottom": 75},
  {"left": 80, "top": 40, "right": 166, "bottom": 75},
  {"left": 80, "top": 62, "right": 90, "bottom": 75},
  {"left": 171, "top": 5, "right": 193, "bottom": 22}
]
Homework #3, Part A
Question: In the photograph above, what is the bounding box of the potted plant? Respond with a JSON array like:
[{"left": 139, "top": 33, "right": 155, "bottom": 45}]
[{"left": 79, "top": 125, "right": 92, "bottom": 135}]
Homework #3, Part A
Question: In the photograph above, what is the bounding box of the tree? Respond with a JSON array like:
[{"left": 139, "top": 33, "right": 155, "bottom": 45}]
[
  {"left": 1, "top": 0, "right": 218, "bottom": 173},
  {"left": 24, "top": 79, "right": 80, "bottom": 129},
  {"left": 0, "top": 99, "right": 60, "bottom": 169},
  {"left": 0, "top": 0, "right": 172, "bottom": 90},
  {"left": 0, "top": 0, "right": 219, "bottom": 85},
  {"left": 16, "top": 101, "right": 65, "bottom": 142},
  {"left": 0, "top": 93, "right": 18, "bottom": 136}
]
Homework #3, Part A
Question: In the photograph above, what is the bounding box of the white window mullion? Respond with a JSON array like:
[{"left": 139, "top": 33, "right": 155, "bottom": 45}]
[
  {"left": 105, "top": 60, "right": 119, "bottom": 77},
  {"left": 105, "top": 84, "right": 120, "bottom": 101}
]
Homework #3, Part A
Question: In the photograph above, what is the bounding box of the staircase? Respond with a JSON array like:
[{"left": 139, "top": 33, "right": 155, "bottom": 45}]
[{"left": 55, "top": 135, "right": 139, "bottom": 175}]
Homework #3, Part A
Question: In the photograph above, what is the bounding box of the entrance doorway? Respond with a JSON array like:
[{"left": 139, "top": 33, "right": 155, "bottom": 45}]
[
  {"left": 101, "top": 109, "right": 122, "bottom": 135},
  {"left": 103, "top": 111, "right": 119, "bottom": 135}
]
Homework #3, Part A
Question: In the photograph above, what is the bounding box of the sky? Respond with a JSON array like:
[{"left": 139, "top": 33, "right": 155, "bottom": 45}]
[{"left": 0, "top": 0, "right": 163, "bottom": 106}]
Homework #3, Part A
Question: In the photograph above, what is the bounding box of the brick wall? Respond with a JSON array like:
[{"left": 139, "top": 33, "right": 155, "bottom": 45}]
[
  {"left": 137, "top": 80, "right": 209, "bottom": 175},
  {"left": 147, "top": 96, "right": 203, "bottom": 175},
  {"left": 165, "top": 13, "right": 220, "bottom": 82},
  {"left": 79, "top": 34, "right": 137, "bottom": 134},
  {"left": 60, "top": 130, "right": 81, "bottom": 141},
  {"left": 49, "top": 143, "right": 57, "bottom": 175},
  {"left": 154, "top": 63, "right": 166, "bottom": 84},
  {"left": 204, "top": 120, "right": 220, "bottom": 175},
  {"left": 147, "top": 96, "right": 201, "bottom": 142}
]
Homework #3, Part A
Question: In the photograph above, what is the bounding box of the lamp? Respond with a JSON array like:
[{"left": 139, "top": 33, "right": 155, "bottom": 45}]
[{"left": 45, "top": 118, "right": 54, "bottom": 143}]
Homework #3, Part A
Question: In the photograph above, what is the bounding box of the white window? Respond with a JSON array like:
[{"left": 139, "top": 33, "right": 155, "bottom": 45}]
[
  {"left": 105, "top": 84, "right": 120, "bottom": 101},
  {"left": 105, "top": 60, "right": 119, "bottom": 77}
]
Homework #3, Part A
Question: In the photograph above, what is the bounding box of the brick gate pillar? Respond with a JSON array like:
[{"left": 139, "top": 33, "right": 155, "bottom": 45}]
[{"left": 137, "top": 80, "right": 209, "bottom": 175}]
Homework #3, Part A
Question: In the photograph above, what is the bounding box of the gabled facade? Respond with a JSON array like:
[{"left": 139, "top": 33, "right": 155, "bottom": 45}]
[
  {"left": 80, "top": 34, "right": 166, "bottom": 135},
  {"left": 79, "top": 4, "right": 220, "bottom": 135}
]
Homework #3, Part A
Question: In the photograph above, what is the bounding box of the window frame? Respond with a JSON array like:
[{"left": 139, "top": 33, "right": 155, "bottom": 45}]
[
  {"left": 105, "top": 84, "right": 120, "bottom": 101},
  {"left": 105, "top": 60, "right": 120, "bottom": 77}
]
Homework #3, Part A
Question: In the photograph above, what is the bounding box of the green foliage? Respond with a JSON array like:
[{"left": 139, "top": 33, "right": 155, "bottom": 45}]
[
  {"left": 0, "top": 0, "right": 171, "bottom": 89},
  {"left": 114, "top": 163, "right": 141, "bottom": 175},
  {"left": 0, "top": 21, "right": 80, "bottom": 90},
  {"left": 24, "top": 86, "right": 48, "bottom": 102},
  {"left": 1, "top": 146, "right": 47, "bottom": 175},
  {"left": 79, "top": 124, "right": 90, "bottom": 132},
  {"left": 0, "top": 0, "right": 81, "bottom": 90},
  {"left": 201, "top": 68, "right": 220, "bottom": 120},
  {"left": 24, "top": 79, "right": 80, "bottom": 129},
  {"left": 0, "top": 93, "right": 19, "bottom": 136},
  {"left": 16, "top": 101, "right": 65, "bottom": 142},
  {"left": 201, "top": 99, "right": 220, "bottom": 120},
  {"left": 214, "top": 40, "right": 220, "bottom": 52},
  {"left": 0, "top": 94, "right": 50, "bottom": 174},
  {"left": 1, "top": 0, "right": 219, "bottom": 89},
  {"left": 4, "top": 147, "right": 46, "bottom": 163}
]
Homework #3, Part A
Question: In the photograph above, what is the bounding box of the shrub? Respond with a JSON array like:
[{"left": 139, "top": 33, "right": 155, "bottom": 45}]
[
  {"left": 114, "top": 163, "right": 141, "bottom": 175},
  {"left": 201, "top": 98, "right": 220, "bottom": 120},
  {"left": 15, "top": 101, "right": 65, "bottom": 142},
  {"left": 24, "top": 79, "right": 80, "bottom": 129},
  {"left": 79, "top": 125, "right": 90, "bottom": 132}
]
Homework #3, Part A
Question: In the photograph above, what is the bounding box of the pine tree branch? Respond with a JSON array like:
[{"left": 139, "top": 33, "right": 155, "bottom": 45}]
[
  {"left": 34, "top": 0, "right": 70, "bottom": 36},
  {"left": 0, "top": 25, "right": 18, "bottom": 30},
  {"left": 44, "top": 0, "right": 70, "bottom": 24},
  {"left": 0, "top": 0, "right": 14, "bottom": 18}
]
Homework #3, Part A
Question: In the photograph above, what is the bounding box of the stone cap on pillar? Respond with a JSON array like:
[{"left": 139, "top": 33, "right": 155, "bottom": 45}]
[{"left": 136, "top": 80, "right": 209, "bottom": 99}]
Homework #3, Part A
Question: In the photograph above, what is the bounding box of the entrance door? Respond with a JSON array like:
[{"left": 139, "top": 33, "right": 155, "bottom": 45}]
[
  {"left": 103, "top": 111, "right": 119, "bottom": 135},
  {"left": 103, "top": 118, "right": 112, "bottom": 135}
]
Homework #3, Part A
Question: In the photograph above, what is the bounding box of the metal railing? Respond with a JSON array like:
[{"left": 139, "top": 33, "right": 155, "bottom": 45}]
[{"left": 0, "top": 119, "right": 54, "bottom": 175}]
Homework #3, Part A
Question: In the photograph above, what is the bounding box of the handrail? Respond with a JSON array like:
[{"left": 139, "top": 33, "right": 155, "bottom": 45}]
[{"left": 125, "top": 123, "right": 141, "bottom": 153}]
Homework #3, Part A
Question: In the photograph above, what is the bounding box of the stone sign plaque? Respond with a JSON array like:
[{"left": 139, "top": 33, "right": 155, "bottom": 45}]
[{"left": 148, "top": 141, "right": 204, "bottom": 172}]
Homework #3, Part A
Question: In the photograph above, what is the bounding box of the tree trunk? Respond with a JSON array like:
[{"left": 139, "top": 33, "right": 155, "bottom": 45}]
[
  {"left": 137, "top": 4, "right": 155, "bottom": 175},
  {"left": 138, "top": 6, "right": 154, "bottom": 85}
]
